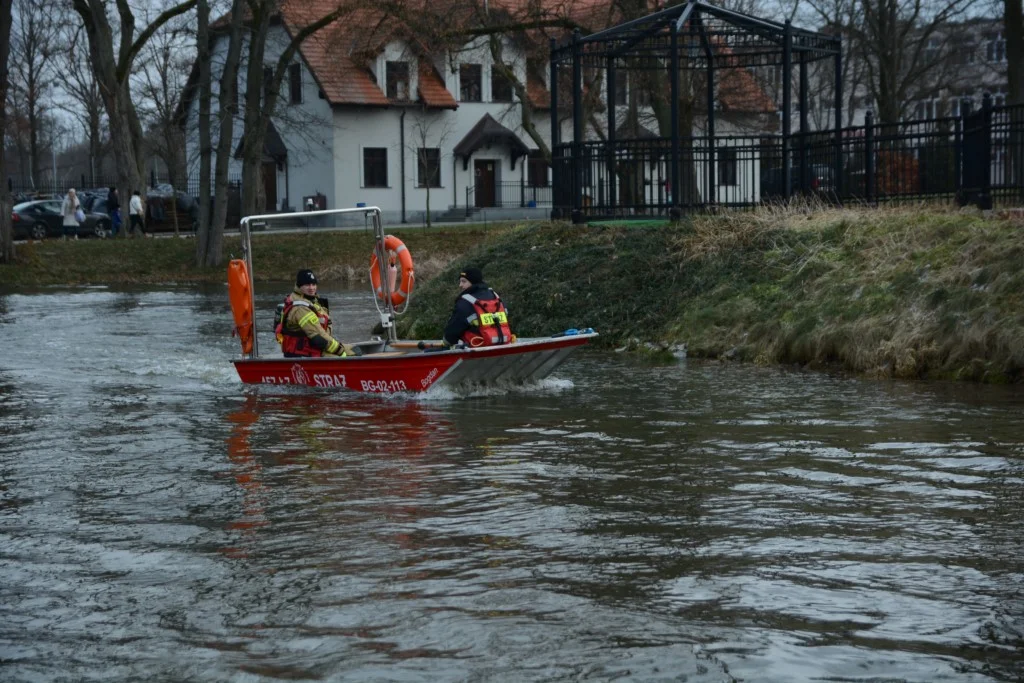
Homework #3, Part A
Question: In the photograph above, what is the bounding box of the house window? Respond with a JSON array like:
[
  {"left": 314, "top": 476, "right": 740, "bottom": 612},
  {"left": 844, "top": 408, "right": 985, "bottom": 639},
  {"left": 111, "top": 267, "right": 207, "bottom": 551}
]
[
  {"left": 527, "top": 150, "right": 549, "bottom": 187},
  {"left": 952, "top": 42, "right": 976, "bottom": 65},
  {"left": 289, "top": 63, "right": 302, "bottom": 104},
  {"left": 613, "top": 70, "right": 627, "bottom": 106},
  {"left": 717, "top": 148, "right": 737, "bottom": 186},
  {"left": 992, "top": 87, "right": 1007, "bottom": 108},
  {"left": 387, "top": 61, "right": 410, "bottom": 101},
  {"left": 913, "top": 98, "right": 939, "bottom": 120},
  {"left": 986, "top": 32, "right": 1006, "bottom": 62},
  {"left": 363, "top": 148, "right": 388, "bottom": 187},
  {"left": 418, "top": 148, "right": 441, "bottom": 188},
  {"left": 460, "top": 64, "right": 482, "bottom": 102},
  {"left": 924, "top": 37, "right": 941, "bottom": 62},
  {"left": 263, "top": 65, "right": 274, "bottom": 102},
  {"left": 636, "top": 79, "right": 653, "bottom": 107},
  {"left": 491, "top": 65, "right": 514, "bottom": 102}
]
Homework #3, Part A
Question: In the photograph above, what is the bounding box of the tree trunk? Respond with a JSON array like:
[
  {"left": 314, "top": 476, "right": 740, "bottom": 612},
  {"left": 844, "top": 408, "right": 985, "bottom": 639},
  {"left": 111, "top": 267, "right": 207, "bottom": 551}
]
[
  {"left": 0, "top": 0, "right": 14, "bottom": 263},
  {"left": 198, "top": 0, "right": 244, "bottom": 267},
  {"left": 72, "top": 0, "right": 196, "bottom": 237},
  {"left": 1006, "top": 0, "right": 1024, "bottom": 199},
  {"left": 196, "top": 0, "right": 212, "bottom": 241},
  {"left": 1007, "top": 0, "right": 1024, "bottom": 104},
  {"left": 240, "top": 1, "right": 272, "bottom": 219},
  {"left": 238, "top": 1, "right": 351, "bottom": 219}
]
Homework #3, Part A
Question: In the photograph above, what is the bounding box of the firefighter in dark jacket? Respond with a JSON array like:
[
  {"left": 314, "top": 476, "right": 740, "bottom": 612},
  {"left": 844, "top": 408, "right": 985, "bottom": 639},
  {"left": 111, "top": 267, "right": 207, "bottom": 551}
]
[
  {"left": 443, "top": 267, "right": 514, "bottom": 348},
  {"left": 276, "top": 269, "right": 350, "bottom": 357}
]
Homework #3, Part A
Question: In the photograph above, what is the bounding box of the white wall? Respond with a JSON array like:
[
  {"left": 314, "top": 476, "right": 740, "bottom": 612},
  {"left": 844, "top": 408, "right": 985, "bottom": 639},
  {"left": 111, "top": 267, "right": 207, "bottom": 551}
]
[
  {"left": 183, "top": 25, "right": 336, "bottom": 214},
  {"left": 331, "top": 36, "right": 547, "bottom": 223}
]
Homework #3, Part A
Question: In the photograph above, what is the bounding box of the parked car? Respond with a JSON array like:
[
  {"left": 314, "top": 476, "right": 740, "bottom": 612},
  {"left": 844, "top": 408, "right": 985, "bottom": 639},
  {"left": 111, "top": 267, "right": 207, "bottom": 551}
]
[
  {"left": 11, "top": 199, "right": 112, "bottom": 240},
  {"left": 761, "top": 163, "right": 836, "bottom": 199},
  {"left": 146, "top": 185, "right": 199, "bottom": 231}
]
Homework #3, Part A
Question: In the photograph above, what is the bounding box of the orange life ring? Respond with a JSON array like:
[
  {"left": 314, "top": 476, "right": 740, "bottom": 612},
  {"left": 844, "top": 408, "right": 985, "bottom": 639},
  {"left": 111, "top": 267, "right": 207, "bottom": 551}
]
[
  {"left": 370, "top": 235, "right": 415, "bottom": 306},
  {"left": 227, "top": 259, "right": 254, "bottom": 354}
]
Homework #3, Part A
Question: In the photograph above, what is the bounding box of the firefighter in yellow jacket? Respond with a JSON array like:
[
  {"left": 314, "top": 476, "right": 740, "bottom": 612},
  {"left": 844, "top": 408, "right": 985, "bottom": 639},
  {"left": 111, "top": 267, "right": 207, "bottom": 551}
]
[{"left": 275, "top": 269, "right": 351, "bottom": 357}]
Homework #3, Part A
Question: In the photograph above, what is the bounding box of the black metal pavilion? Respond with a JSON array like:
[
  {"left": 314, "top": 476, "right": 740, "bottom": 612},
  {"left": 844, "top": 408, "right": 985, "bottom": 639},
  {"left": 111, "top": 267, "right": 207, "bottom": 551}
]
[{"left": 549, "top": 1, "right": 843, "bottom": 221}]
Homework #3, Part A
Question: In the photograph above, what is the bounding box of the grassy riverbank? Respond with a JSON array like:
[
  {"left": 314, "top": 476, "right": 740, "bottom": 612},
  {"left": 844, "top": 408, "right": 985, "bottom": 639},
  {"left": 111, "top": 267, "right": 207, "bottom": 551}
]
[
  {"left": 0, "top": 224, "right": 510, "bottom": 286},
  {"left": 3, "top": 207, "right": 1022, "bottom": 382},
  {"left": 398, "top": 206, "right": 1024, "bottom": 383}
]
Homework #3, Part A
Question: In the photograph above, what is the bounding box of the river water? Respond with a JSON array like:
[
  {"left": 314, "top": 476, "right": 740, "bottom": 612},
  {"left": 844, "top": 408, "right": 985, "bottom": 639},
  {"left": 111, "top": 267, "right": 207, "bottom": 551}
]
[{"left": 1, "top": 285, "right": 1022, "bottom": 682}]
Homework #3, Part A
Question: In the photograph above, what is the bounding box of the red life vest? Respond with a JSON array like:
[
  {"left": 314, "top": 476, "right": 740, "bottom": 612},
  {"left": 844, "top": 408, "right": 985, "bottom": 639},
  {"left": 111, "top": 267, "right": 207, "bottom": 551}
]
[
  {"left": 275, "top": 295, "right": 331, "bottom": 357},
  {"left": 459, "top": 292, "right": 512, "bottom": 347}
]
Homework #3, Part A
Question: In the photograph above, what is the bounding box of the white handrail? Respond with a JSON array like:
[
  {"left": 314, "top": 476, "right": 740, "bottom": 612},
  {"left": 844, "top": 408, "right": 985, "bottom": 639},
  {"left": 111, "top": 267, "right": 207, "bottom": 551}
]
[
  {"left": 239, "top": 205, "right": 383, "bottom": 226},
  {"left": 237, "top": 206, "right": 393, "bottom": 358}
]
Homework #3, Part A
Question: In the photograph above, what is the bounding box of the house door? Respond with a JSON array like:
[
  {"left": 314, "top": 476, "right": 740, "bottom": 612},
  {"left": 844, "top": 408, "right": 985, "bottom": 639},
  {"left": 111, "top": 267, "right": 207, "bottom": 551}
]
[
  {"left": 474, "top": 160, "right": 496, "bottom": 208},
  {"left": 262, "top": 162, "right": 278, "bottom": 212}
]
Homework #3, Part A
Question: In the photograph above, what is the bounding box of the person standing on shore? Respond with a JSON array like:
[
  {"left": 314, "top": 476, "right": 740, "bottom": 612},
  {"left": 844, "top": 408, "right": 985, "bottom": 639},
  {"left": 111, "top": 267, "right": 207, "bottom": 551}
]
[
  {"left": 61, "top": 188, "right": 81, "bottom": 241},
  {"left": 107, "top": 187, "right": 122, "bottom": 238},
  {"left": 129, "top": 190, "right": 145, "bottom": 238}
]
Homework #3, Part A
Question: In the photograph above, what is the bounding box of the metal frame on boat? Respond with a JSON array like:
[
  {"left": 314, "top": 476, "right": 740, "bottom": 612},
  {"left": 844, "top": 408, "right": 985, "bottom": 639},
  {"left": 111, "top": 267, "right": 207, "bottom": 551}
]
[{"left": 229, "top": 206, "right": 597, "bottom": 393}]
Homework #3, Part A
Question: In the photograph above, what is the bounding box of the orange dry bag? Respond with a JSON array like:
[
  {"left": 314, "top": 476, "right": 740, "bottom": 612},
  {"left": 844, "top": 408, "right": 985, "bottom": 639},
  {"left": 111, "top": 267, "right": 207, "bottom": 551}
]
[{"left": 228, "top": 259, "right": 254, "bottom": 355}]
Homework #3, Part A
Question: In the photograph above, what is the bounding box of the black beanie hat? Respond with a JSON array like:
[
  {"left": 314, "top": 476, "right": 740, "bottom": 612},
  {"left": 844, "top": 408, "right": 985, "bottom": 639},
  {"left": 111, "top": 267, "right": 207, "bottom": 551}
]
[
  {"left": 296, "top": 269, "right": 317, "bottom": 286},
  {"left": 459, "top": 267, "right": 483, "bottom": 285}
]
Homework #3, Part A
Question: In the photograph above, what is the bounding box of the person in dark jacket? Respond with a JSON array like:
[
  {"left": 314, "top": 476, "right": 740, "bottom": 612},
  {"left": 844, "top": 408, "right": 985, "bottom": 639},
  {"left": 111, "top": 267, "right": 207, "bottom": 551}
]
[
  {"left": 443, "top": 267, "right": 514, "bottom": 347},
  {"left": 107, "top": 187, "right": 122, "bottom": 237}
]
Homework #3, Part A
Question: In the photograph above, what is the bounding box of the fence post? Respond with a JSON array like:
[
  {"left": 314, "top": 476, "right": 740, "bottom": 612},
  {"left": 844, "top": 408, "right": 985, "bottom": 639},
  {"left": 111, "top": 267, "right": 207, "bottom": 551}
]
[
  {"left": 550, "top": 37, "right": 561, "bottom": 220},
  {"left": 864, "top": 110, "right": 875, "bottom": 205},
  {"left": 954, "top": 108, "right": 962, "bottom": 201},
  {"left": 782, "top": 21, "right": 792, "bottom": 201},
  {"left": 571, "top": 29, "right": 584, "bottom": 224},
  {"left": 833, "top": 35, "right": 843, "bottom": 204},
  {"left": 980, "top": 92, "right": 992, "bottom": 210}
]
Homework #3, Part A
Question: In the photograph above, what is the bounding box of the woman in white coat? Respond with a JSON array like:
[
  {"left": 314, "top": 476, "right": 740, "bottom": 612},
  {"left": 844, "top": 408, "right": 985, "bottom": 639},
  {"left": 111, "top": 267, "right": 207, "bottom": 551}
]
[{"left": 61, "top": 188, "right": 81, "bottom": 240}]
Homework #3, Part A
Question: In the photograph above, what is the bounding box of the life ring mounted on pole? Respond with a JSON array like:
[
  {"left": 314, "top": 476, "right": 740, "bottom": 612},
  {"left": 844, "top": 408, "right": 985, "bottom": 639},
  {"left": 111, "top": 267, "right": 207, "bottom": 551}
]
[{"left": 370, "top": 235, "right": 415, "bottom": 307}]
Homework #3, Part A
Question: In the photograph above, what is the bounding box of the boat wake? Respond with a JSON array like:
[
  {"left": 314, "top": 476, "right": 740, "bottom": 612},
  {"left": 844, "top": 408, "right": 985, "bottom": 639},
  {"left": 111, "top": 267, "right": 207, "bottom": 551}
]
[{"left": 416, "top": 375, "right": 576, "bottom": 402}]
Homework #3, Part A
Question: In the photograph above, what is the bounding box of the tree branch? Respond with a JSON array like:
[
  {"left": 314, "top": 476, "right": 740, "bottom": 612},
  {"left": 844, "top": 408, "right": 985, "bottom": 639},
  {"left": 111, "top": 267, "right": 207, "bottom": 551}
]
[{"left": 118, "top": 0, "right": 197, "bottom": 83}]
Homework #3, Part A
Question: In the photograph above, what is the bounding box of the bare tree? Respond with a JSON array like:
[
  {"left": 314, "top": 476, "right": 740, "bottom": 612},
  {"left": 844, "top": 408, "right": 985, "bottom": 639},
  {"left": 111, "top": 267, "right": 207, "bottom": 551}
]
[
  {"left": 853, "top": 0, "right": 978, "bottom": 124},
  {"left": 236, "top": 0, "right": 354, "bottom": 219},
  {"left": 59, "top": 27, "right": 108, "bottom": 186},
  {"left": 195, "top": 0, "right": 211, "bottom": 247},
  {"left": 406, "top": 111, "right": 455, "bottom": 227},
  {"left": 1, "top": 0, "right": 14, "bottom": 263},
  {"left": 71, "top": 0, "right": 197, "bottom": 218},
  {"left": 795, "top": 0, "right": 869, "bottom": 129},
  {"left": 197, "top": 0, "right": 244, "bottom": 267},
  {"left": 136, "top": 18, "right": 193, "bottom": 193},
  {"left": 8, "top": 0, "right": 60, "bottom": 187}
]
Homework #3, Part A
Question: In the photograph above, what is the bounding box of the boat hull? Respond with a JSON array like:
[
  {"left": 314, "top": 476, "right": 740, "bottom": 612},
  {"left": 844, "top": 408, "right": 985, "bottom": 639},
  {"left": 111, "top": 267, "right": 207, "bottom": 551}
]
[{"left": 232, "top": 334, "right": 596, "bottom": 393}]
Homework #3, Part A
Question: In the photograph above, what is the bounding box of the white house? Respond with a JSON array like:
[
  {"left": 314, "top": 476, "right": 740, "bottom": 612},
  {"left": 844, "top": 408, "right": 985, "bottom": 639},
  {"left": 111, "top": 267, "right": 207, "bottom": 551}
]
[{"left": 182, "top": 8, "right": 556, "bottom": 225}]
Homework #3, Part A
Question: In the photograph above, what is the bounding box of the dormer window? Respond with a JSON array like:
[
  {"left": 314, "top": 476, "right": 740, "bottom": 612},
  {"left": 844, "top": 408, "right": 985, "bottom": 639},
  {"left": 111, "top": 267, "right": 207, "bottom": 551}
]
[
  {"left": 387, "top": 61, "right": 410, "bottom": 101},
  {"left": 460, "top": 64, "right": 482, "bottom": 102},
  {"left": 491, "top": 65, "right": 513, "bottom": 102}
]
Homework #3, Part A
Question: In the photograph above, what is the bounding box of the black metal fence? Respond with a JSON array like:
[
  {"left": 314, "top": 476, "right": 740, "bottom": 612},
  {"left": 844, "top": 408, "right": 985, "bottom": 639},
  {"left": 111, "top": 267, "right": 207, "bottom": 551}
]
[
  {"left": 554, "top": 99, "right": 1024, "bottom": 220},
  {"left": 464, "top": 181, "right": 552, "bottom": 215}
]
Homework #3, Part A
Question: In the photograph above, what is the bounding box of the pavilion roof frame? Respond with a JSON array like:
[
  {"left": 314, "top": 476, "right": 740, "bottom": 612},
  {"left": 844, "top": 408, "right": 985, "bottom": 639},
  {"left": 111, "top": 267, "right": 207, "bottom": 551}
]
[{"left": 551, "top": 0, "right": 840, "bottom": 69}]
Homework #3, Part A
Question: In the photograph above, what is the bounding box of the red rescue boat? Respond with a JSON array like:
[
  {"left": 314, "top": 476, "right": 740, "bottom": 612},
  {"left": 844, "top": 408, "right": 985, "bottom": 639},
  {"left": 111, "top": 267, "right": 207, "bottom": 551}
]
[{"left": 227, "top": 206, "right": 597, "bottom": 394}]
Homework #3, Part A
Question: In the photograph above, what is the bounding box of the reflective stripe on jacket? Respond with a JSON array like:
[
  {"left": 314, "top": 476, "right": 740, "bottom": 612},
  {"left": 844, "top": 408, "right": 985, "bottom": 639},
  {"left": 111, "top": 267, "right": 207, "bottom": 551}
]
[{"left": 275, "top": 292, "right": 343, "bottom": 357}]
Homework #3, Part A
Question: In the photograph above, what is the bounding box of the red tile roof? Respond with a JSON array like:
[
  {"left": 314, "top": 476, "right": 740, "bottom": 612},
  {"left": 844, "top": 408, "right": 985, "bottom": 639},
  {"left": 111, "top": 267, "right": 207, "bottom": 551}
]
[
  {"left": 214, "top": 0, "right": 773, "bottom": 115},
  {"left": 277, "top": 2, "right": 459, "bottom": 107},
  {"left": 419, "top": 62, "right": 458, "bottom": 109}
]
